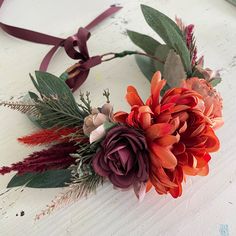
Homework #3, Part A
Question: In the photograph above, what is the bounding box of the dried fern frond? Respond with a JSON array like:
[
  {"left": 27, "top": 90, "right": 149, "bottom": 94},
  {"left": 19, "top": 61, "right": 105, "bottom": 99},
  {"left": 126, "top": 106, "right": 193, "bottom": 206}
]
[
  {"left": 35, "top": 173, "right": 103, "bottom": 220},
  {"left": 33, "top": 94, "right": 87, "bottom": 129},
  {"left": 35, "top": 144, "right": 102, "bottom": 220},
  {"left": 0, "top": 101, "right": 41, "bottom": 117}
]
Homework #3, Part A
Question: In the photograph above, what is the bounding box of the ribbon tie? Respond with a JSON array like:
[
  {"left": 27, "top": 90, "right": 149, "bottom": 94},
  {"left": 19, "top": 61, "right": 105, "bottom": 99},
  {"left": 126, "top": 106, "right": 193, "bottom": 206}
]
[
  {"left": 0, "top": 0, "right": 122, "bottom": 91},
  {"left": 41, "top": 27, "right": 103, "bottom": 91}
]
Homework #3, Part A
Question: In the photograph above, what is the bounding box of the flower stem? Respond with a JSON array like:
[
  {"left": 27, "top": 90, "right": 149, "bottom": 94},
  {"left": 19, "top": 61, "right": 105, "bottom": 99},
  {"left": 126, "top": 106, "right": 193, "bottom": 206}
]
[{"left": 101, "top": 50, "right": 165, "bottom": 64}]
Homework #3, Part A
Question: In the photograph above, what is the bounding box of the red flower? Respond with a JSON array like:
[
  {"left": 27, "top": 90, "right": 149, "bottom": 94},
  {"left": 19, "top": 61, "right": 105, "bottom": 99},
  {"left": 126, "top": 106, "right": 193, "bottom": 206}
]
[{"left": 114, "top": 71, "right": 220, "bottom": 198}]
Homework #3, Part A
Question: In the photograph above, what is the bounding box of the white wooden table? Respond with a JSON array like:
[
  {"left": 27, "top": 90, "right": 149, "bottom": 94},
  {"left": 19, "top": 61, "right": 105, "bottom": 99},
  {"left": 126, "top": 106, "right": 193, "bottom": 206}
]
[{"left": 0, "top": 0, "right": 236, "bottom": 235}]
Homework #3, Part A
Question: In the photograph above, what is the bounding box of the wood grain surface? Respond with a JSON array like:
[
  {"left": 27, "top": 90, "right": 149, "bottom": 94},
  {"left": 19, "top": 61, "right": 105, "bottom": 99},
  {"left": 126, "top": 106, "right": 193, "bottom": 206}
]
[{"left": 0, "top": 0, "right": 235, "bottom": 235}]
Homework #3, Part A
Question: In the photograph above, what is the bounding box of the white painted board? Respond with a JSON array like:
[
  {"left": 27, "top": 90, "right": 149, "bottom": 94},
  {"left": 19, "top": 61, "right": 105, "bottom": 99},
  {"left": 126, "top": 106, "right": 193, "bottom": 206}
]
[{"left": 0, "top": 0, "right": 236, "bottom": 235}]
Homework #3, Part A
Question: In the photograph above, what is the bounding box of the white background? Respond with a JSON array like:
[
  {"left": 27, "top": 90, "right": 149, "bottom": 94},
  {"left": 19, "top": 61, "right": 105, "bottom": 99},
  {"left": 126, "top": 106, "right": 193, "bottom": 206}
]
[{"left": 0, "top": 0, "right": 236, "bottom": 235}]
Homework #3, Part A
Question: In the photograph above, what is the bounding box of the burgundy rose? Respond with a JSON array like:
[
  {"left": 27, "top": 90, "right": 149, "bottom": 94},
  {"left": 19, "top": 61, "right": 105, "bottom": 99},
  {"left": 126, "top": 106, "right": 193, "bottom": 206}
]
[{"left": 92, "top": 125, "right": 149, "bottom": 199}]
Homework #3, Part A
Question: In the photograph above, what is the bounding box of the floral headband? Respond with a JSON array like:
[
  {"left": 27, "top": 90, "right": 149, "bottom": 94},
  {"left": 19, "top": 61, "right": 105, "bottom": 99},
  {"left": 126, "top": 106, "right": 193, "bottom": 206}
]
[{"left": 0, "top": 4, "right": 223, "bottom": 219}]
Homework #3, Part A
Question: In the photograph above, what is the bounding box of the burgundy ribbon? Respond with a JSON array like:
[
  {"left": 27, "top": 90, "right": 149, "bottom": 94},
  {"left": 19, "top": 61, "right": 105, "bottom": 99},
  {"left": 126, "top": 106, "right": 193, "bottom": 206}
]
[{"left": 0, "top": 0, "right": 122, "bottom": 91}]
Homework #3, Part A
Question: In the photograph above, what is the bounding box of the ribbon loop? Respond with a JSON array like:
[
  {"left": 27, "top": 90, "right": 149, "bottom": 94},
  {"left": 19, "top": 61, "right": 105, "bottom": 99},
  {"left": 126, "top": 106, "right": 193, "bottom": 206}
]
[
  {"left": 0, "top": 1, "right": 122, "bottom": 91},
  {"left": 77, "top": 27, "right": 90, "bottom": 58},
  {"left": 80, "top": 56, "right": 102, "bottom": 70},
  {"left": 64, "top": 35, "right": 84, "bottom": 60},
  {"left": 63, "top": 27, "right": 90, "bottom": 61}
]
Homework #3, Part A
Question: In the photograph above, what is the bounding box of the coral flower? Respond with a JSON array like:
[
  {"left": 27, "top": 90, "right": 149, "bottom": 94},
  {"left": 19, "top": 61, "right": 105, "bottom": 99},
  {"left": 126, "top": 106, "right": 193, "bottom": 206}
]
[
  {"left": 182, "top": 77, "right": 223, "bottom": 129},
  {"left": 114, "top": 71, "right": 220, "bottom": 198}
]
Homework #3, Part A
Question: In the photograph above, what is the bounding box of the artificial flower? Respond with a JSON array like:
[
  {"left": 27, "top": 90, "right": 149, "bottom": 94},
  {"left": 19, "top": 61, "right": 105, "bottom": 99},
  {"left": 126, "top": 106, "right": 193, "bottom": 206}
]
[
  {"left": 182, "top": 77, "right": 223, "bottom": 129},
  {"left": 92, "top": 125, "right": 149, "bottom": 200},
  {"left": 83, "top": 103, "right": 113, "bottom": 136},
  {"left": 114, "top": 71, "right": 220, "bottom": 198},
  {"left": 175, "top": 16, "right": 197, "bottom": 65}
]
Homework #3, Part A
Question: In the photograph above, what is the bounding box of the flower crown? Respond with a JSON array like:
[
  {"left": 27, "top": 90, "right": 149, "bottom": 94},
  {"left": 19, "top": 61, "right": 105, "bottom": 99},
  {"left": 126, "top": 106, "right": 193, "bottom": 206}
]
[{"left": 0, "top": 5, "right": 223, "bottom": 218}]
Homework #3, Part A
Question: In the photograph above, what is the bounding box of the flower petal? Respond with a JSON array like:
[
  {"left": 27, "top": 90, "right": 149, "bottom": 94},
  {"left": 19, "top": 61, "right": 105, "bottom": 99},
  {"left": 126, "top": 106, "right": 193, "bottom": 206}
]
[
  {"left": 212, "top": 117, "right": 224, "bottom": 130},
  {"left": 101, "top": 103, "right": 114, "bottom": 117},
  {"left": 114, "top": 112, "right": 128, "bottom": 123},
  {"left": 146, "top": 123, "right": 173, "bottom": 140},
  {"left": 146, "top": 179, "right": 153, "bottom": 192},
  {"left": 150, "top": 71, "right": 166, "bottom": 108},
  {"left": 133, "top": 181, "right": 147, "bottom": 202},
  {"left": 92, "top": 152, "right": 110, "bottom": 177},
  {"left": 93, "top": 113, "right": 108, "bottom": 126},
  {"left": 89, "top": 125, "right": 106, "bottom": 143},
  {"left": 126, "top": 86, "right": 144, "bottom": 106},
  {"left": 205, "top": 128, "right": 220, "bottom": 152},
  {"left": 196, "top": 153, "right": 211, "bottom": 168},
  {"left": 150, "top": 173, "right": 168, "bottom": 194},
  {"left": 140, "top": 112, "right": 152, "bottom": 130},
  {"left": 169, "top": 183, "right": 182, "bottom": 198},
  {"left": 197, "top": 164, "right": 209, "bottom": 176},
  {"left": 156, "top": 134, "right": 180, "bottom": 146},
  {"left": 150, "top": 143, "right": 177, "bottom": 169},
  {"left": 182, "top": 166, "right": 198, "bottom": 176},
  {"left": 154, "top": 167, "right": 178, "bottom": 188},
  {"left": 138, "top": 105, "right": 153, "bottom": 114},
  {"left": 109, "top": 172, "right": 134, "bottom": 188}
]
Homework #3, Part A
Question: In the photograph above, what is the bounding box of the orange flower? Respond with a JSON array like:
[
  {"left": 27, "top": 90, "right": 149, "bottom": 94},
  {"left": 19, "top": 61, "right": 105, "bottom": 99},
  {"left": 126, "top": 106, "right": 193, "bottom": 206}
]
[
  {"left": 182, "top": 77, "right": 223, "bottom": 129},
  {"left": 114, "top": 71, "right": 220, "bottom": 198}
]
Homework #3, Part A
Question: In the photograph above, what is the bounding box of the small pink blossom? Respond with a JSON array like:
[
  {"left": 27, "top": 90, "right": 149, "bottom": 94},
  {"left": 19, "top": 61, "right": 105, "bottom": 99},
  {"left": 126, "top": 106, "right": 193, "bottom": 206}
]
[
  {"left": 182, "top": 77, "right": 223, "bottom": 129},
  {"left": 83, "top": 103, "right": 113, "bottom": 136}
]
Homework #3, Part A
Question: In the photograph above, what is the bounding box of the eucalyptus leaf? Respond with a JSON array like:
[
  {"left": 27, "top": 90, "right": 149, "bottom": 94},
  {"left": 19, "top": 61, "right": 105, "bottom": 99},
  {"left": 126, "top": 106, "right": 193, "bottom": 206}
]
[
  {"left": 26, "top": 169, "right": 72, "bottom": 188},
  {"left": 33, "top": 71, "right": 78, "bottom": 110},
  {"left": 7, "top": 169, "right": 72, "bottom": 188},
  {"left": 28, "top": 91, "right": 39, "bottom": 101},
  {"left": 127, "top": 30, "right": 161, "bottom": 55},
  {"left": 163, "top": 50, "right": 186, "bottom": 88},
  {"left": 141, "top": 5, "right": 191, "bottom": 73},
  {"left": 141, "top": 5, "right": 183, "bottom": 38},
  {"left": 27, "top": 117, "right": 46, "bottom": 128},
  {"left": 153, "top": 44, "right": 171, "bottom": 73},
  {"left": 210, "top": 77, "right": 222, "bottom": 87},
  {"left": 103, "top": 121, "right": 117, "bottom": 131},
  {"left": 7, "top": 172, "right": 38, "bottom": 188},
  {"left": 135, "top": 55, "right": 157, "bottom": 81},
  {"left": 134, "top": 54, "right": 170, "bottom": 96}
]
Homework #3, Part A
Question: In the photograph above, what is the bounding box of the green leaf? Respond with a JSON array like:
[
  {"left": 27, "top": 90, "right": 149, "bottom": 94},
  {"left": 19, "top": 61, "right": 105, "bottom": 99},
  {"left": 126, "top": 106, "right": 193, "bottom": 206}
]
[
  {"left": 134, "top": 54, "right": 170, "bottom": 96},
  {"left": 7, "top": 169, "right": 72, "bottom": 188},
  {"left": 163, "top": 50, "right": 186, "bottom": 88},
  {"left": 103, "top": 121, "right": 117, "bottom": 131},
  {"left": 160, "top": 83, "right": 171, "bottom": 97},
  {"left": 191, "top": 68, "right": 205, "bottom": 78},
  {"left": 153, "top": 44, "right": 171, "bottom": 72},
  {"left": 28, "top": 91, "right": 39, "bottom": 101},
  {"left": 209, "top": 77, "right": 222, "bottom": 87},
  {"left": 33, "top": 71, "right": 78, "bottom": 109},
  {"left": 134, "top": 45, "right": 170, "bottom": 81},
  {"left": 7, "top": 172, "right": 38, "bottom": 188},
  {"left": 127, "top": 30, "right": 161, "bottom": 55},
  {"left": 59, "top": 72, "right": 69, "bottom": 82},
  {"left": 135, "top": 55, "right": 157, "bottom": 82},
  {"left": 30, "top": 72, "right": 87, "bottom": 128},
  {"left": 23, "top": 93, "right": 46, "bottom": 128},
  {"left": 26, "top": 169, "right": 72, "bottom": 188},
  {"left": 142, "top": 5, "right": 183, "bottom": 38},
  {"left": 141, "top": 5, "right": 191, "bottom": 73}
]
